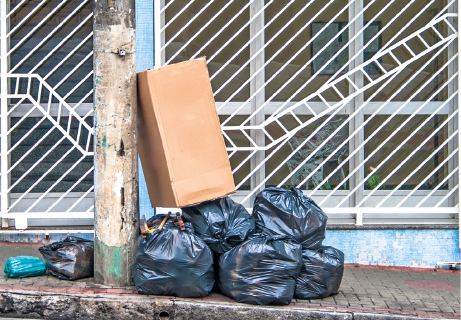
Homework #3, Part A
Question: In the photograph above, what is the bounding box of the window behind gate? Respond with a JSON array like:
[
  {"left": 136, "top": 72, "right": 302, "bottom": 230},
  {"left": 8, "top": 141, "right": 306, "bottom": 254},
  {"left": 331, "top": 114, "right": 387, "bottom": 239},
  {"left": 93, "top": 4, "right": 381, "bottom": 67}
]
[
  {"left": 1, "top": 0, "right": 94, "bottom": 228},
  {"left": 155, "top": 0, "right": 458, "bottom": 225}
]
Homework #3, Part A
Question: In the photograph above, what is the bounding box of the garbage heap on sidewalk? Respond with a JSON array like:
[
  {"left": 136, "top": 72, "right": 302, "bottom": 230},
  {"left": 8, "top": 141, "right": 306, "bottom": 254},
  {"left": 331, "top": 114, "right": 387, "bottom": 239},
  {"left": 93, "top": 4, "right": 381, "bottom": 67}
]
[
  {"left": 133, "top": 58, "right": 345, "bottom": 305},
  {"left": 132, "top": 187, "right": 345, "bottom": 305}
]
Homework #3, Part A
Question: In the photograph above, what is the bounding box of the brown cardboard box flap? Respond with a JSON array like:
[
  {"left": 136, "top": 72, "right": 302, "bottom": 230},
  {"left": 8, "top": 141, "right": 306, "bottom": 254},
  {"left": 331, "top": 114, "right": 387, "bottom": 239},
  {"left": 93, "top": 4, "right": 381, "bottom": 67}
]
[{"left": 137, "top": 58, "right": 236, "bottom": 208}]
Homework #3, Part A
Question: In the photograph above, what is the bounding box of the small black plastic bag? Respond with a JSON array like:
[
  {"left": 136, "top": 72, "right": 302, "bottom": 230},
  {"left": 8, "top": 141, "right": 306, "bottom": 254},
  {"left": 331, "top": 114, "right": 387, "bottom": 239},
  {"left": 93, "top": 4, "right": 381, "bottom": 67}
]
[
  {"left": 219, "top": 236, "right": 302, "bottom": 305},
  {"left": 39, "top": 236, "right": 94, "bottom": 281},
  {"left": 182, "top": 196, "right": 255, "bottom": 254},
  {"left": 252, "top": 187, "right": 328, "bottom": 250},
  {"left": 132, "top": 217, "right": 214, "bottom": 298},
  {"left": 295, "top": 246, "right": 344, "bottom": 299}
]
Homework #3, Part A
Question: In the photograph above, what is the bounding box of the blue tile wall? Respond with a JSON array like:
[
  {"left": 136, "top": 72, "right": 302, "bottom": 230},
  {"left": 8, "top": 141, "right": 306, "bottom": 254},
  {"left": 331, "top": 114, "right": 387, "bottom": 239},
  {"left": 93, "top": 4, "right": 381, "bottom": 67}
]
[
  {"left": 323, "top": 229, "right": 460, "bottom": 268},
  {"left": 136, "top": 0, "right": 155, "bottom": 220},
  {"left": 1, "top": 229, "right": 459, "bottom": 268},
  {"left": 0, "top": 233, "right": 94, "bottom": 244}
]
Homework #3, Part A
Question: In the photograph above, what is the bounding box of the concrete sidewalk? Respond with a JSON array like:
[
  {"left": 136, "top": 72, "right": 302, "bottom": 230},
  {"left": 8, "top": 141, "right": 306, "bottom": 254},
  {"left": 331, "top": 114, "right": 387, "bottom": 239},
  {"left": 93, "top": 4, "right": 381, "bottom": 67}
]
[{"left": 0, "top": 242, "right": 459, "bottom": 319}]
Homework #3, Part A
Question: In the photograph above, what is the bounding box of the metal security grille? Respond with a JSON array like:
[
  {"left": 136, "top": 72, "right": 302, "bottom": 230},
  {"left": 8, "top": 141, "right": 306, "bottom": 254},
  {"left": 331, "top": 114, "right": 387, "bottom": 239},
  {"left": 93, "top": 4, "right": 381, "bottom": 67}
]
[
  {"left": 1, "top": 0, "right": 94, "bottom": 229},
  {"left": 155, "top": 0, "right": 460, "bottom": 225}
]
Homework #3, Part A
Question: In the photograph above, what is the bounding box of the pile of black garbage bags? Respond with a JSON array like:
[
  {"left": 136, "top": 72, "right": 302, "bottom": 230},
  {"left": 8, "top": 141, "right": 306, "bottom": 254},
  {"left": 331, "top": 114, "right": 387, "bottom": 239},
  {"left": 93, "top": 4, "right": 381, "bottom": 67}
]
[{"left": 132, "top": 187, "right": 345, "bottom": 305}]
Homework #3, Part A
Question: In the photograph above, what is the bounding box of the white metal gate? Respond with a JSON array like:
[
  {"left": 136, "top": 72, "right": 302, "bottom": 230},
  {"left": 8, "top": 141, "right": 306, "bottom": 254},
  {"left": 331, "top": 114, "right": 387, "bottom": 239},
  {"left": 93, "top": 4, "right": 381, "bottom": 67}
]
[
  {"left": 1, "top": 0, "right": 94, "bottom": 229},
  {"left": 155, "top": 0, "right": 460, "bottom": 225}
]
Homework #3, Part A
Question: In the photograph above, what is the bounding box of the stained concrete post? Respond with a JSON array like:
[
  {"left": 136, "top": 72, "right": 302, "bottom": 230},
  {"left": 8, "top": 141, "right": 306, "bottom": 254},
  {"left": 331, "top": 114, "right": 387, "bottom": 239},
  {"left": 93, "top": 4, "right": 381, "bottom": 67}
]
[{"left": 93, "top": 0, "right": 139, "bottom": 286}]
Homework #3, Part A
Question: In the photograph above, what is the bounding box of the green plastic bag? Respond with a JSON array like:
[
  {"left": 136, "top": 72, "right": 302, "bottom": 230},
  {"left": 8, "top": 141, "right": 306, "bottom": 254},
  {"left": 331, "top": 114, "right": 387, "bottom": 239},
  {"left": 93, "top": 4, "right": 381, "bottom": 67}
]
[{"left": 4, "top": 256, "right": 47, "bottom": 278}]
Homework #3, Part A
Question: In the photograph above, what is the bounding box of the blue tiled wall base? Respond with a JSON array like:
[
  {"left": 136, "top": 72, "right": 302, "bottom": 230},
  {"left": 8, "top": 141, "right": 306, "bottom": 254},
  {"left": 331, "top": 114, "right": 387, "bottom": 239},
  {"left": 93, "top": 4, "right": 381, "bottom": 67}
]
[
  {"left": 323, "top": 229, "right": 460, "bottom": 268},
  {"left": 2, "top": 229, "right": 459, "bottom": 268},
  {"left": 0, "top": 233, "right": 94, "bottom": 244}
]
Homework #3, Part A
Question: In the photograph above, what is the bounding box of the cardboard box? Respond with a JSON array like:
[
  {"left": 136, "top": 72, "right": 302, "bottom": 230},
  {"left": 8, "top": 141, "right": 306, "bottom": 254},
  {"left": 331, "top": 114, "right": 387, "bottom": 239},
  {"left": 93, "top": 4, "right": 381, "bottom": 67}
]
[{"left": 137, "top": 58, "right": 236, "bottom": 208}]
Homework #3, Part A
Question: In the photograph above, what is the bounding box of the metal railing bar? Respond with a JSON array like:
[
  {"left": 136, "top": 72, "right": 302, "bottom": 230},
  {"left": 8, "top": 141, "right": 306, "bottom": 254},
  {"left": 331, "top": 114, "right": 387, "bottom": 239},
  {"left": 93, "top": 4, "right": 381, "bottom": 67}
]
[
  {"left": 43, "top": 32, "right": 93, "bottom": 81},
  {"left": 53, "top": 52, "right": 93, "bottom": 90},
  {"left": 325, "top": 53, "right": 457, "bottom": 207},
  {"left": 7, "top": 0, "right": 50, "bottom": 37},
  {"left": 275, "top": 119, "right": 289, "bottom": 134},
  {"left": 160, "top": 0, "right": 195, "bottom": 33},
  {"left": 360, "top": 67, "right": 373, "bottom": 82},
  {"left": 45, "top": 166, "right": 94, "bottom": 213},
  {"left": 318, "top": 94, "right": 331, "bottom": 108},
  {"left": 7, "top": 136, "right": 69, "bottom": 194},
  {"left": 435, "top": 185, "right": 458, "bottom": 207},
  {"left": 9, "top": 0, "right": 89, "bottom": 70},
  {"left": 7, "top": 117, "right": 47, "bottom": 156},
  {"left": 27, "top": 92, "right": 90, "bottom": 155},
  {"left": 359, "top": 97, "right": 458, "bottom": 207},
  {"left": 290, "top": 84, "right": 403, "bottom": 189},
  {"left": 72, "top": 89, "right": 93, "bottom": 112},
  {"left": 165, "top": 0, "right": 236, "bottom": 65},
  {"left": 28, "top": 13, "right": 93, "bottom": 75},
  {"left": 323, "top": 0, "right": 434, "bottom": 87},
  {"left": 268, "top": 17, "right": 455, "bottom": 126},
  {"left": 431, "top": 26, "right": 444, "bottom": 40},
  {"left": 213, "top": 0, "right": 333, "bottom": 97},
  {"left": 232, "top": 150, "right": 257, "bottom": 175},
  {"left": 332, "top": 85, "right": 345, "bottom": 99},
  {"left": 67, "top": 113, "right": 73, "bottom": 134},
  {"left": 222, "top": 0, "right": 390, "bottom": 125},
  {"left": 403, "top": 43, "right": 416, "bottom": 57},
  {"left": 303, "top": 102, "right": 318, "bottom": 117},
  {"left": 347, "top": 76, "right": 360, "bottom": 91},
  {"left": 395, "top": 147, "right": 459, "bottom": 208},
  {"left": 66, "top": 185, "right": 94, "bottom": 213},
  {"left": 443, "top": 17, "right": 457, "bottom": 34},
  {"left": 379, "top": 0, "right": 445, "bottom": 52},
  {"left": 262, "top": 128, "right": 274, "bottom": 142},
  {"left": 7, "top": 97, "right": 27, "bottom": 116},
  {"left": 189, "top": 0, "right": 254, "bottom": 60},
  {"left": 431, "top": 0, "right": 456, "bottom": 21},
  {"left": 7, "top": 128, "right": 57, "bottom": 173},
  {"left": 290, "top": 111, "right": 303, "bottom": 126},
  {"left": 268, "top": 3, "right": 432, "bottom": 123},
  {"left": 47, "top": 90, "right": 52, "bottom": 113},
  {"left": 240, "top": 129, "right": 257, "bottom": 148},
  {"left": 162, "top": 0, "right": 215, "bottom": 51},
  {"left": 7, "top": 104, "right": 38, "bottom": 135},
  {"left": 25, "top": 155, "right": 88, "bottom": 213},
  {"left": 209, "top": 0, "right": 289, "bottom": 82},
  {"left": 217, "top": 0, "right": 348, "bottom": 119},
  {"left": 86, "top": 205, "right": 94, "bottom": 213},
  {"left": 389, "top": 51, "right": 402, "bottom": 65},
  {"left": 206, "top": 0, "right": 274, "bottom": 65},
  {"left": 62, "top": 70, "right": 93, "bottom": 100},
  {"left": 222, "top": 31, "right": 454, "bottom": 150},
  {"left": 416, "top": 167, "right": 459, "bottom": 208},
  {"left": 7, "top": 0, "right": 32, "bottom": 18},
  {"left": 31, "top": 74, "right": 94, "bottom": 135},
  {"left": 417, "top": 34, "right": 431, "bottom": 49},
  {"left": 14, "top": 76, "right": 20, "bottom": 95},
  {"left": 288, "top": 41, "right": 454, "bottom": 198},
  {"left": 278, "top": 61, "right": 418, "bottom": 189},
  {"left": 160, "top": 0, "right": 175, "bottom": 14}
]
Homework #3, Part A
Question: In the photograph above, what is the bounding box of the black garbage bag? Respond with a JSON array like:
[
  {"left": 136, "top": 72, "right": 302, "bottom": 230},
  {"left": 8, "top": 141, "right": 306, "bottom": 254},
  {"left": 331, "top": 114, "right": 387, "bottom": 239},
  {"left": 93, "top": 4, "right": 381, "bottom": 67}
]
[
  {"left": 182, "top": 197, "right": 255, "bottom": 254},
  {"left": 252, "top": 187, "right": 328, "bottom": 250},
  {"left": 219, "top": 236, "right": 302, "bottom": 305},
  {"left": 39, "top": 236, "right": 94, "bottom": 280},
  {"left": 295, "top": 246, "right": 344, "bottom": 299},
  {"left": 132, "top": 216, "right": 214, "bottom": 298}
]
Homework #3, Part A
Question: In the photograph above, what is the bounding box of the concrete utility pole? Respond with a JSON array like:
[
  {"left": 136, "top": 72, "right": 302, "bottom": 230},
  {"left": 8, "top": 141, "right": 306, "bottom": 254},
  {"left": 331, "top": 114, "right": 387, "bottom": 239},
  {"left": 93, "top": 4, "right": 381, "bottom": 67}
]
[{"left": 93, "top": 0, "right": 139, "bottom": 286}]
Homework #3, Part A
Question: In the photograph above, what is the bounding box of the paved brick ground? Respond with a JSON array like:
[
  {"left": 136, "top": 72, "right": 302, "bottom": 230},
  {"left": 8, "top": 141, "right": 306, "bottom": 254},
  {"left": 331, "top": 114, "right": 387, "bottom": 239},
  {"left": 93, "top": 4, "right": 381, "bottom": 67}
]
[{"left": 0, "top": 243, "right": 459, "bottom": 319}]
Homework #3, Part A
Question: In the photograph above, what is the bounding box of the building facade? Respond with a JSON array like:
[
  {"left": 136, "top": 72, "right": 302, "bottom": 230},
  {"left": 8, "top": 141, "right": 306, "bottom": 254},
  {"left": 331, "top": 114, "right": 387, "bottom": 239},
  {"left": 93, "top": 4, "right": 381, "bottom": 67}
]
[{"left": 1, "top": 0, "right": 460, "bottom": 267}]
